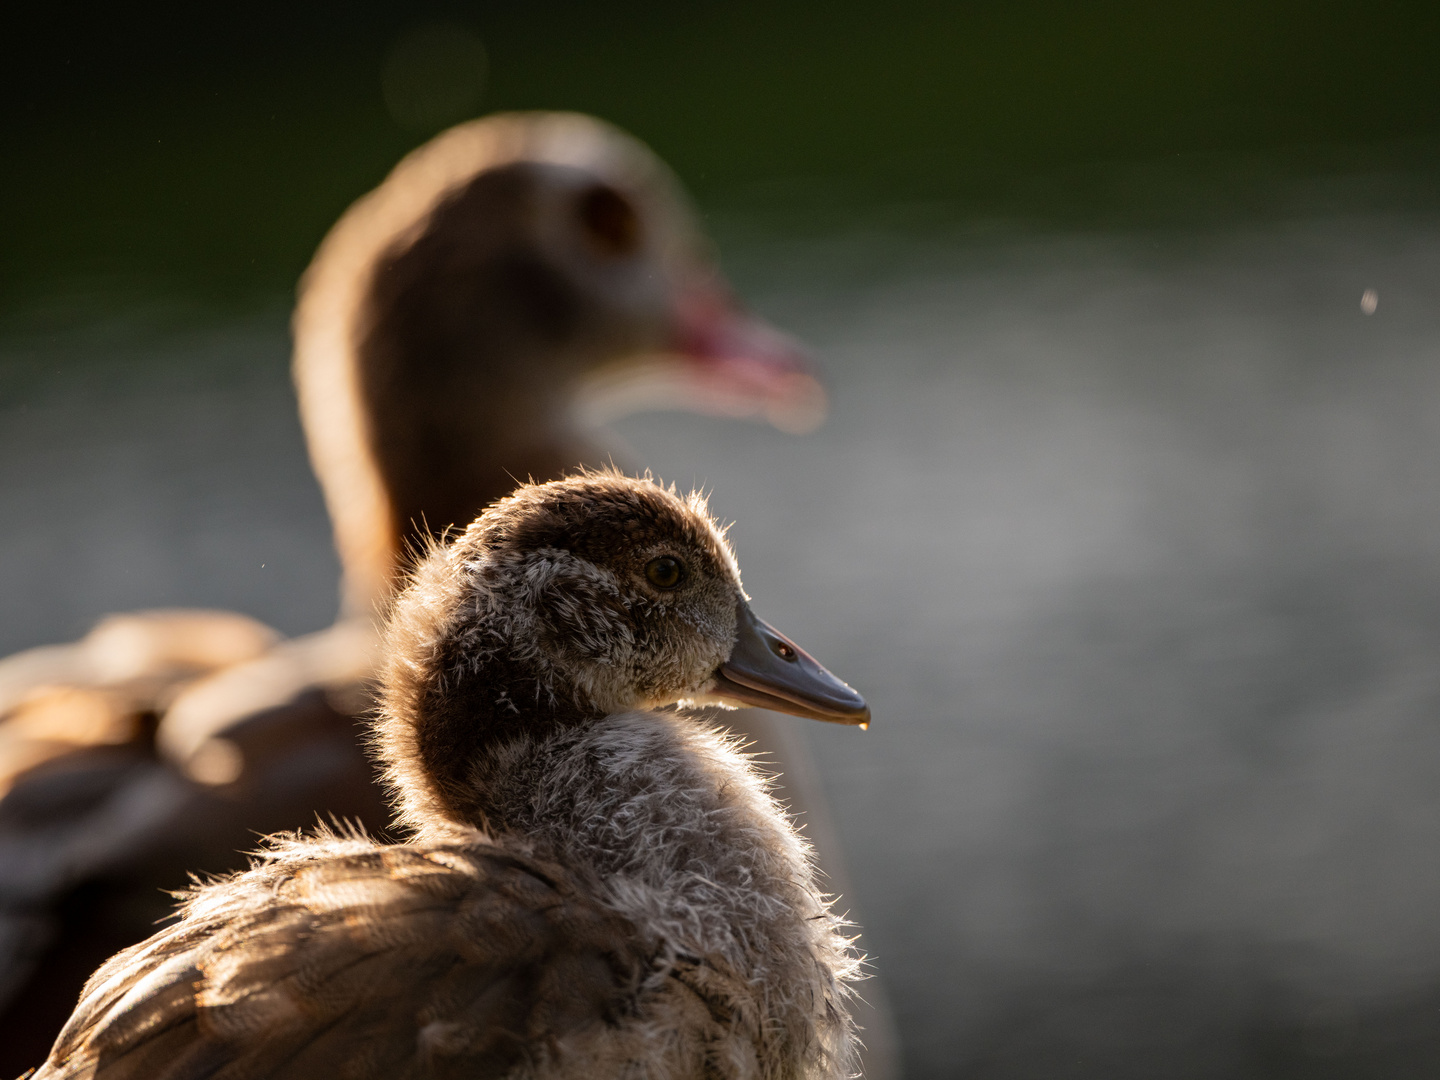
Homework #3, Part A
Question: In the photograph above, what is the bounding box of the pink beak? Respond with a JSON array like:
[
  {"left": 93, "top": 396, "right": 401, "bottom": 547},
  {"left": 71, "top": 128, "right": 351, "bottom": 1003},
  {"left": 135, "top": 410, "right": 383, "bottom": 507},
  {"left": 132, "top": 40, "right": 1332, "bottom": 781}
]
[{"left": 670, "top": 284, "right": 828, "bottom": 434}]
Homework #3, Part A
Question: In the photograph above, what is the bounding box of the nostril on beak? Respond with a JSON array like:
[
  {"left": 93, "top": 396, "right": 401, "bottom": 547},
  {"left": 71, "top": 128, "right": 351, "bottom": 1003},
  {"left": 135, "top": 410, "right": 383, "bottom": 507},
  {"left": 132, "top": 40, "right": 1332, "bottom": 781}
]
[{"left": 773, "top": 641, "right": 796, "bottom": 661}]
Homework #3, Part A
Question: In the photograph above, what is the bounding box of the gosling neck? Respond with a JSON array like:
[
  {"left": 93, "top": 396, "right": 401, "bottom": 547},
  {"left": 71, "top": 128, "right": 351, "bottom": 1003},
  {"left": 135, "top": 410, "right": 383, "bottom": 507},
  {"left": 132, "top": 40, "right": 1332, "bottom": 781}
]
[{"left": 378, "top": 583, "right": 615, "bottom": 836}]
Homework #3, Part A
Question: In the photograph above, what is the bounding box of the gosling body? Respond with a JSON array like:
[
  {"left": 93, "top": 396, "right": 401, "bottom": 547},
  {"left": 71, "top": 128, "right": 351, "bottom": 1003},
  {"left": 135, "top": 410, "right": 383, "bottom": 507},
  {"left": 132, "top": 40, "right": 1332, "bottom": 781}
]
[{"left": 37, "top": 474, "right": 867, "bottom": 1079}]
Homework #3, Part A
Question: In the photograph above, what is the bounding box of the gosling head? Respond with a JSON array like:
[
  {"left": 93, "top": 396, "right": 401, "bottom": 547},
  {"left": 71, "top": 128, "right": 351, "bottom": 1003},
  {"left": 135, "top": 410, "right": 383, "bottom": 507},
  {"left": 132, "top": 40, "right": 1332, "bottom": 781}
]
[{"left": 378, "top": 471, "right": 867, "bottom": 831}]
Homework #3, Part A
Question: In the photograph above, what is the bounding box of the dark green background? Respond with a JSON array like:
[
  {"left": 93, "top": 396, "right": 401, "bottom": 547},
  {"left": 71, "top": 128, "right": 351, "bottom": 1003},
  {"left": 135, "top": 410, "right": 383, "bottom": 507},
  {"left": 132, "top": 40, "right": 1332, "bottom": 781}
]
[{"left": 5, "top": 0, "right": 1440, "bottom": 309}]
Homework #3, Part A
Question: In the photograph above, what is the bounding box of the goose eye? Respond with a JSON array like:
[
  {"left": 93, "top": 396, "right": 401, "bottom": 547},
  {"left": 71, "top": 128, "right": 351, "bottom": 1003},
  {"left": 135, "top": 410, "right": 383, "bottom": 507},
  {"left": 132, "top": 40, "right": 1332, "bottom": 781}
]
[
  {"left": 645, "top": 556, "right": 684, "bottom": 589},
  {"left": 577, "top": 184, "right": 641, "bottom": 257}
]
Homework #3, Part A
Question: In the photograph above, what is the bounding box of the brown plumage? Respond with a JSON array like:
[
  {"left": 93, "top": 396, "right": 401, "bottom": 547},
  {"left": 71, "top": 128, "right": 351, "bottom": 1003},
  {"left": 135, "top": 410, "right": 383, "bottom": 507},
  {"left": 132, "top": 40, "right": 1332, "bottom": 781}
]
[
  {"left": 0, "top": 112, "right": 885, "bottom": 1075},
  {"left": 36, "top": 474, "right": 868, "bottom": 1080},
  {"left": 291, "top": 112, "right": 819, "bottom": 617}
]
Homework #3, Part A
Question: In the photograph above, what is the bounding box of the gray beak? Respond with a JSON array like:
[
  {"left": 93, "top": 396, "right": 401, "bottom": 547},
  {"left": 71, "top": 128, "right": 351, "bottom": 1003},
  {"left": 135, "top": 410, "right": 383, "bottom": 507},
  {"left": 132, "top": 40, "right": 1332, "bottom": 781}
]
[{"left": 710, "top": 600, "right": 870, "bottom": 727}]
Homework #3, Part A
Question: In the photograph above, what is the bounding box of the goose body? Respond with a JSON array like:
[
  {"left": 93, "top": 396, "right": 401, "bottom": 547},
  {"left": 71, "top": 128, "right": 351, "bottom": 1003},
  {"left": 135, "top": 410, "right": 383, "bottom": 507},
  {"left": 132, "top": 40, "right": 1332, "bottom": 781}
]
[
  {"left": 1, "top": 113, "right": 896, "bottom": 1075},
  {"left": 37, "top": 474, "right": 866, "bottom": 1079}
]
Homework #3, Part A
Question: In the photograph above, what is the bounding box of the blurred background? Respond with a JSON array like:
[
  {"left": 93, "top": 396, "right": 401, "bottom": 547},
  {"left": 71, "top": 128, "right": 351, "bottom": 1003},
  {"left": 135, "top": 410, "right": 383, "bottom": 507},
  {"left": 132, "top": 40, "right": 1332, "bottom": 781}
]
[{"left": 5, "top": 2, "right": 1440, "bottom": 1075}]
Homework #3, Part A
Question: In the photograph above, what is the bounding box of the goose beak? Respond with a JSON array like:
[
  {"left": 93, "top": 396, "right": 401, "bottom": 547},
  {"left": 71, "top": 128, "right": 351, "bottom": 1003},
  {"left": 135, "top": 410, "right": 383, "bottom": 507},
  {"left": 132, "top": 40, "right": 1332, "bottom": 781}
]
[
  {"left": 671, "top": 284, "right": 828, "bottom": 434},
  {"left": 710, "top": 601, "right": 870, "bottom": 727}
]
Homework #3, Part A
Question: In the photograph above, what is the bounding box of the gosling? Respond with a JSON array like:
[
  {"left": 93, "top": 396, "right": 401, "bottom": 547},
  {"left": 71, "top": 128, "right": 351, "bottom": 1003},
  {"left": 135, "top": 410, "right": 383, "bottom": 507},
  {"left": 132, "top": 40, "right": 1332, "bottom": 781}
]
[{"left": 36, "top": 472, "right": 870, "bottom": 1080}]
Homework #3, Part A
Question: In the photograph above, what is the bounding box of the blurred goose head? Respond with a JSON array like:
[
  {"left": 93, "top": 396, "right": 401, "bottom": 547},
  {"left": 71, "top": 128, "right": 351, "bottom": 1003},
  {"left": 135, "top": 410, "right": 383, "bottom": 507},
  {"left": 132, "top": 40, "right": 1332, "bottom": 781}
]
[
  {"left": 378, "top": 470, "right": 868, "bottom": 835},
  {"left": 295, "top": 112, "right": 823, "bottom": 616}
]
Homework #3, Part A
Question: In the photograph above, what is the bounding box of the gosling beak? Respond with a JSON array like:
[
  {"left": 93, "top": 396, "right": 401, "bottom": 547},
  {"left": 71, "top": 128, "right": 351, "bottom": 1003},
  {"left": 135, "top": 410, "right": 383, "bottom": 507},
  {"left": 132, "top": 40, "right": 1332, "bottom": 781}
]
[
  {"left": 710, "top": 601, "right": 870, "bottom": 727},
  {"left": 670, "top": 282, "right": 828, "bottom": 435}
]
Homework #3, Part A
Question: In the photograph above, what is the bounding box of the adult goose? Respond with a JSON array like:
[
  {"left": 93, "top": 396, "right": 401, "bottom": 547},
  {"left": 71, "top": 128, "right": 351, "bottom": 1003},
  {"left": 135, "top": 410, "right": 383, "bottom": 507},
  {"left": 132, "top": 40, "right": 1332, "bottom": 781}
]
[
  {"left": 36, "top": 472, "right": 868, "bottom": 1080},
  {"left": 1, "top": 113, "right": 894, "bottom": 1075}
]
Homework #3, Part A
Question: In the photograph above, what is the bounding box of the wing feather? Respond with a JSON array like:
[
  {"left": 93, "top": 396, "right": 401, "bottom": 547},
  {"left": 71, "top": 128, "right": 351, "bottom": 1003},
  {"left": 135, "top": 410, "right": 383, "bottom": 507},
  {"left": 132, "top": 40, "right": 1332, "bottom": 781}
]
[{"left": 35, "top": 840, "right": 650, "bottom": 1080}]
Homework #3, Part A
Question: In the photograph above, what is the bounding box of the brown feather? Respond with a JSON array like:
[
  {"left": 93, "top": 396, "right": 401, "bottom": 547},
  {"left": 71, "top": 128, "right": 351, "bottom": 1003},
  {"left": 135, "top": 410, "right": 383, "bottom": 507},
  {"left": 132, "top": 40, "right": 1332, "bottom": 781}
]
[{"left": 44, "top": 840, "right": 650, "bottom": 1080}]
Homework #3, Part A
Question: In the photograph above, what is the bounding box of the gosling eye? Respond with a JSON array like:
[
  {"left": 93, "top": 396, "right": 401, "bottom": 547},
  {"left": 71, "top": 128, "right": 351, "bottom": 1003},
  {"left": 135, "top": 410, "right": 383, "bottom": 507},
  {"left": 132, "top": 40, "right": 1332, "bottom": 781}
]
[{"left": 645, "top": 556, "right": 685, "bottom": 590}]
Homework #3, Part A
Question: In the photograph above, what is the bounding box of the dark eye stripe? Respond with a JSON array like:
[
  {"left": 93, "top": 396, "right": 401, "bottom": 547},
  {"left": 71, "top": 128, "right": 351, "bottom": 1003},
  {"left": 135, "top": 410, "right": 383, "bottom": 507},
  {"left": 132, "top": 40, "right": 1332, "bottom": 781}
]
[{"left": 645, "top": 556, "right": 684, "bottom": 589}]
